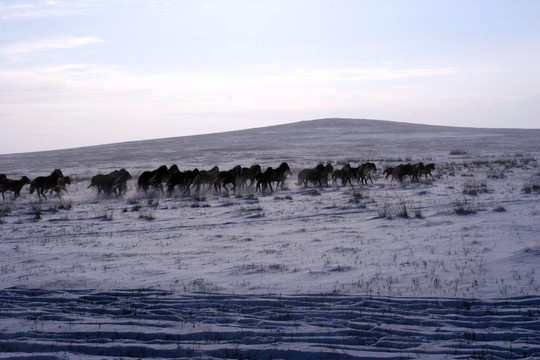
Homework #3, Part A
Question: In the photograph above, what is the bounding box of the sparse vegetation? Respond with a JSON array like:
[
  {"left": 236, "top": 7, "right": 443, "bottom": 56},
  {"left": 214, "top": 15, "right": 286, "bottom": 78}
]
[
  {"left": 31, "top": 204, "right": 42, "bottom": 222},
  {"left": 97, "top": 207, "right": 114, "bottom": 221},
  {"left": 138, "top": 209, "right": 156, "bottom": 220},
  {"left": 376, "top": 196, "right": 422, "bottom": 219},
  {"left": 453, "top": 197, "right": 478, "bottom": 215},
  {"left": 0, "top": 205, "right": 12, "bottom": 220},
  {"left": 523, "top": 180, "right": 540, "bottom": 194},
  {"left": 463, "top": 177, "right": 489, "bottom": 195}
]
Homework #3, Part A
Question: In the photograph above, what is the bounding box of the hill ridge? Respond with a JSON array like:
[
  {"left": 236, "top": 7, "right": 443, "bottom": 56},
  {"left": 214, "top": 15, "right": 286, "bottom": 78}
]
[{"left": 1, "top": 118, "right": 539, "bottom": 176}]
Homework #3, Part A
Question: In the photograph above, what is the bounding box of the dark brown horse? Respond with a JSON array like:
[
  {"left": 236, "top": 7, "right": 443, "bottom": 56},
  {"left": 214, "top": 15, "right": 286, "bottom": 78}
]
[
  {"left": 255, "top": 167, "right": 275, "bottom": 192},
  {"left": 270, "top": 162, "right": 291, "bottom": 190},
  {"left": 89, "top": 169, "right": 132, "bottom": 196},
  {"left": 30, "top": 169, "right": 65, "bottom": 200},
  {"left": 47, "top": 176, "right": 71, "bottom": 197},
  {"left": 297, "top": 163, "right": 332, "bottom": 188},
  {"left": 216, "top": 165, "right": 242, "bottom": 193},
  {"left": 420, "top": 163, "right": 435, "bottom": 179},
  {"left": 239, "top": 165, "right": 262, "bottom": 188},
  {"left": 332, "top": 164, "right": 352, "bottom": 187},
  {"left": 193, "top": 166, "right": 220, "bottom": 193},
  {"left": 0, "top": 176, "right": 31, "bottom": 200},
  {"left": 383, "top": 167, "right": 395, "bottom": 181},
  {"left": 356, "top": 162, "right": 377, "bottom": 185},
  {"left": 138, "top": 165, "right": 169, "bottom": 193},
  {"left": 167, "top": 169, "right": 200, "bottom": 195},
  {"left": 257, "top": 162, "right": 291, "bottom": 192},
  {"left": 391, "top": 163, "right": 420, "bottom": 182}
]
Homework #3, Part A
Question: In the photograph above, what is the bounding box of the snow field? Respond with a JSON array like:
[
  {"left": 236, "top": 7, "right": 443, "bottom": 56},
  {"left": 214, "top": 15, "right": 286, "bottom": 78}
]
[
  {"left": 1, "top": 154, "right": 539, "bottom": 299},
  {"left": 1, "top": 289, "right": 539, "bottom": 359},
  {"left": 1, "top": 119, "right": 540, "bottom": 358}
]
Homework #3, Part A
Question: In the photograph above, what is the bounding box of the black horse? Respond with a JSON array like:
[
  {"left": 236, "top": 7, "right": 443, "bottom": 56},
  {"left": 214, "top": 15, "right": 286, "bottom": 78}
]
[
  {"left": 270, "top": 162, "right": 291, "bottom": 190},
  {"left": 356, "top": 162, "right": 377, "bottom": 185},
  {"left": 138, "top": 165, "right": 169, "bottom": 193},
  {"left": 216, "top": 165, "right": 242, "bottom": 193},
  {"left": 297, "top": 163, "right": 332, "bottom": 188},
  {"left": 0, "top": 176, "right": 31, "bottom": 200},
  {"left": 167, "top": 169, "right": 200, "bottom": 195},
  {"left": 89, "top": 169, "right": 132, "bottom": 196},
  {"left": 30, "top": 169, "right": 65, "bottom": 200}
]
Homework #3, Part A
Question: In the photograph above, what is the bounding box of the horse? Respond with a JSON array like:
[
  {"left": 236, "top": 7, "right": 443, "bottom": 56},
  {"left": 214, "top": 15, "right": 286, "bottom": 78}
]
[
  {"left": 47, "top": 176, "right": 71, "bottom": 198},
  {"left": 137, "top": 165, "right": 169, "bottom": 193},
  {"left": 167, "top": 170, "right": 187, "bottom": 195},
  {"left": 88, "top": 173, "right": 111, "bottom": 195},
  {"left": 167, "top": 169, "right": 200, "bottom": 195},
  {"left": 193, "top": 166, "right": 220, "bottom": 194},
  {"left": 392, "top": 163, "right": 420, "bottom": 183},
  {"left": 297, "top": 163, "right": 331, "bottom": 188},
  {"left": 390, "top": 162, "right": 432, "bottom": 182},
  {"left": 111, "top": 169, "right": 132, "bottom": 196},
  {"left": 0, "top": 176, "right": 31, "bottom": 200},
  {"left": 332, "top": 164, "right": 352, "bottom": 187},
  {"left": 168, "top": 164, "right": 180, "bottom": 176},
  {"left": 215, "top": 165, "right": 241, "bottom": 193},
  {"left": 420, "top": 163, "right": 435, "bottom": 179},
  {"left": 89, "top": 169, "right": 131, "bottom": 196},
  {"left": 357, "top": 162, "right": 377, "bottom": 185},
  {"left": 239, "top": 165, "right": 262, "bottom": 188},
  {"left": 322, "top": 162, "right": 334, "bottom": 186},
  {"left": 256, "top": 162, "right": 291, "bottom": 192},
  {"left": 271, "top": 162, "right": 291, "bottom": 190},
  {"left": 30, "top": 169, "right": 65, "bottom": 200},
  {"left": 383, "top": 167, "right": 395, "bottom": 181},
  {"left": 255, "top": 167, "right": 277, "bottom": 192}
]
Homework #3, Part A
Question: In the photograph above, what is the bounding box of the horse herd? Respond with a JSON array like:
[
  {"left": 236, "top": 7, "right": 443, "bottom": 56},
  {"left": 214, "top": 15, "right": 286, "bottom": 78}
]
[
  {"left": 0, "top": 161, "right": 435, "bottom": 201},
  {"left": 0, "top": 169, "right": 71, "bottom": 201},
  {"left": 383, "top": 162, "right": 435, "bottom": 182}
]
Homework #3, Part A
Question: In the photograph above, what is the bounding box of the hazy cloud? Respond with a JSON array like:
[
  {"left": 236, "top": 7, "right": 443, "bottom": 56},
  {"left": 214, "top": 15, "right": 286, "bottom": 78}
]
[
  {"left": 0, "top": 62, "right": 466, "bottom": 120},
  {"left": 1, "top": 36, "right": 104, "bottom": 58},
  {"left": 0, "top": 1, "right": 97, "bottom": 20}
]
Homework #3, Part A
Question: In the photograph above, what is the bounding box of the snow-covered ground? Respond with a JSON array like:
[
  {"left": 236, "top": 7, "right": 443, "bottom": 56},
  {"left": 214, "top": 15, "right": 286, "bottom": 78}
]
[{"left": 1, "top": 118, "right": 540, "bottom": 358}]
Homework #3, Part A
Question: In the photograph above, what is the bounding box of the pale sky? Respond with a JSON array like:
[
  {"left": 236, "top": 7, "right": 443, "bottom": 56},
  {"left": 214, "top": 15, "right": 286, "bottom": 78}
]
[{"left": 1, "top": 1, "right": 539, "bottom": 154}]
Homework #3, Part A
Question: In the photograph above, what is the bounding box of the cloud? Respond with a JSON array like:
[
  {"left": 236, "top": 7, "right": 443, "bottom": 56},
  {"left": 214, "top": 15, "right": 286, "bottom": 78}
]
[
  {"left": 0, "top": 59, "right": 537, "bottom": 154},
  {"left": 1, "top": 36, "right": 104, "bottom": 58},
  {"left": 0, "top": 1, "right": 96, "bottom": 20},
  {"left": 257, "top": 66, "right": 458, "bottom": 85},
  {"left": 0, "top": 62, "right": 461, "bottom": 120}
]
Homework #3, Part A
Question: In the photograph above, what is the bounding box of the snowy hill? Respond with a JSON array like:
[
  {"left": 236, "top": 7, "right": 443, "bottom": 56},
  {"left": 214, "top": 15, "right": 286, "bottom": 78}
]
[{"left": 3, "top": 118, "right": 538, "bottom": 176}]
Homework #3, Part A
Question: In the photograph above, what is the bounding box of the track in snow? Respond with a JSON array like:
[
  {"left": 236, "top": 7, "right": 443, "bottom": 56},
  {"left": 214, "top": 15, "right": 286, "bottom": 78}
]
[{"left": 1, "top": 289, "right": 539, "bottom": 359}]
